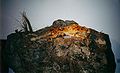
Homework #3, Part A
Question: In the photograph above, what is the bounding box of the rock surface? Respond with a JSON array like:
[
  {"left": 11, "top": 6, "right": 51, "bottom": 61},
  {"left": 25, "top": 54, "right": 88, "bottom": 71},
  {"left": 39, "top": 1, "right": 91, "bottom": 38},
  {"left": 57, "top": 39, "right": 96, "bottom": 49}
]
[{"left": 4, "top": 20, "right": 116, "bottom": 73}]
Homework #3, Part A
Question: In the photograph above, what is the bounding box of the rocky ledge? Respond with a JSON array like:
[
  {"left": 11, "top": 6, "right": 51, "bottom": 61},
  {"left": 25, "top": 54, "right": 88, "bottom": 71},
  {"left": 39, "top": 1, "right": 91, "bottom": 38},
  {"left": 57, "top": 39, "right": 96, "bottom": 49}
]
[{"left": 4, "top": 19, "right": 116, "bottom": 73}]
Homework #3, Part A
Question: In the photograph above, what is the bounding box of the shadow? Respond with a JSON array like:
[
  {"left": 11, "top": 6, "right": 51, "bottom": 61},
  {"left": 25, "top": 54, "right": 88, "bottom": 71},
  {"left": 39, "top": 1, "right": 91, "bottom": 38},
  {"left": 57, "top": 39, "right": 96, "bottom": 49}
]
[{"left": 0, "top": 39, "right": 9, "bottom": 73}]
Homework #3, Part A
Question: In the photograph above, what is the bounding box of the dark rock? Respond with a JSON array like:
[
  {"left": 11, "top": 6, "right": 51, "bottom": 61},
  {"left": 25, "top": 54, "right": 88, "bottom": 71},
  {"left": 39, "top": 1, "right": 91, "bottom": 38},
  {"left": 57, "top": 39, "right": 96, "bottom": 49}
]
[
  {"left": 52, "top": 19, "right": 66, "bottom": 27},
  {"left": 4, "top": 20, "right": 116, "bottom": 73}
]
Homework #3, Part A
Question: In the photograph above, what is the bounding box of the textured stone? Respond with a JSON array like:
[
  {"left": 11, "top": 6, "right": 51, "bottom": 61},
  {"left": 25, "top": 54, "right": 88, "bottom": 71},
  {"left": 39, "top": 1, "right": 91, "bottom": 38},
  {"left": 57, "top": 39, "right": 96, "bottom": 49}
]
[{"left": 4, "top": 19, "right": 116, "bottom": 73}]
